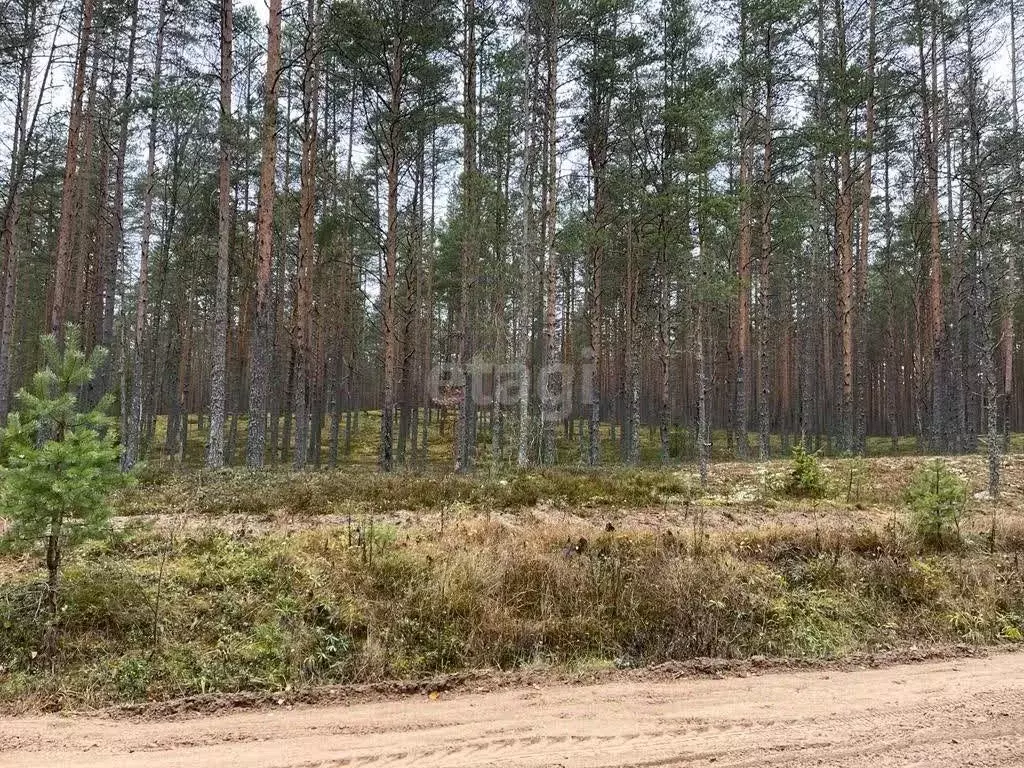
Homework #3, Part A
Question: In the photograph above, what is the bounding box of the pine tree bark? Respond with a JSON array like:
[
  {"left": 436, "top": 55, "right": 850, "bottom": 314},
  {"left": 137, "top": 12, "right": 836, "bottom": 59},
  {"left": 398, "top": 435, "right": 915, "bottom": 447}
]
[
  {"left": 1006, "top": 0, "right": 1020, "bottom": 445},
  {"left": 246, "top": 0, "right": 284, "bottom": 467},
  {"left": 71, "top": 44, "right": 101, "bottom": 333},
  {"left": 916, "top": 0, "right": 945, "bottom": 450},
  {"left": 207, "top": 0, "right": 233, "bottom": 469},
  {"left": 658, "top": 273, "right": 670, "bottom": 464},
  {"left": 329, "top": 79, "right": 356, "bottom": 469},
  {"left": 696, "top": 299, "right": 710, "bottom": 485},
  {"left": 516, "top": 10, "right": 537, "bottom": 468},
  {"left": 757, "top": 29, "right": 774, "bottom": 461},
  {"left": 583, "top": 8, "right": 614, "bottom": 466},
  {"left": 47, "top": 0, "right": 95, "bottom": 339},
  {"left": 734, "top": 8, "right": 752, "bottom": 459},
  {"left": 854, "top": 0, "right": 876, "bottom": 455},
  {"left": 420, "top": 124, "right": 438, "bottom": 467},
  {"left": 882, "top": 110, "right": 899, "bottom": 450},
  {"left": 540, "top": 0, "right": 559, "bottom": 465},
  {"left": 379, "top": 39, "right": 404, "bottom": 472},
  {"left": 625, "top": 219, "right": 640, "bottom": 465},
  {"left": 293, "top": 0, "right": 320, "bottom": 470},
  {"left": 455, "top": 0, "right": 478, "bottom": 473},
  {"left": 833, "top": 0, "right": 855, "bottom": 455}
]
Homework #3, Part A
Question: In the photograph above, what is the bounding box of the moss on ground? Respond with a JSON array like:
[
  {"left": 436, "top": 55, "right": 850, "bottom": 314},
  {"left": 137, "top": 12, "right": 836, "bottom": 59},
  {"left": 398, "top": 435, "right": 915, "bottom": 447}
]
[{"left": 115, "top": 465, "right": 697, "bottom": 519}]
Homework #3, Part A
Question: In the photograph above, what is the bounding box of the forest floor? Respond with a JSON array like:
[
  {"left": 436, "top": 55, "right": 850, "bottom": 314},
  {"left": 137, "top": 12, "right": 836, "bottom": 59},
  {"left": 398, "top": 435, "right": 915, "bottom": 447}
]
[
  {"left": 2, "top": 452, "right": 1024, "bottom": 715},
  {"left": 109, "top": 453, "right": 1024, "bottom": 537}
]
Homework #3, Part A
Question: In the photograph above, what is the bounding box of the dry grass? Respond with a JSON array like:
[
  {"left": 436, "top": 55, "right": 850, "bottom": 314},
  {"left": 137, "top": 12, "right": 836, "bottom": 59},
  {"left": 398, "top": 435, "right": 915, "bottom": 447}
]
[
  {"left": 2, "top": 513, "right": 1023, "bottom": 709},
  {"left": 113, "top": 465, "right": 697, "bottom": 526},
  {"left": 3, "top": 453, "right": 1024, "bottom": 710}
]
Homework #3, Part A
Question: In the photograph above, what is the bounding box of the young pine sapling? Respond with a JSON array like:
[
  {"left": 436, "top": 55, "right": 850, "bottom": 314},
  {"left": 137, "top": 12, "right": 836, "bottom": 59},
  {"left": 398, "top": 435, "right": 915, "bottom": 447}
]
[{"left": 0, "top": 326, "right": 124, "bottom": 660}]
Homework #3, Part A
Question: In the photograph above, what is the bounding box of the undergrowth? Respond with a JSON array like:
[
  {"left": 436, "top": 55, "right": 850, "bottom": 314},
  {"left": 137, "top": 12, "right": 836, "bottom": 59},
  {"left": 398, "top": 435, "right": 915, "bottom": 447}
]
[
  {"left": 781, "top": 446, "right": 830, "bottom": 499},
  {"left": 115, "top": 466, "right": 697, "bottom": 518},
  {"left": 905, "top": 460, "right": 969, "bottom": 549},
  {"left": 2, "top": 519, "right": 1023, "bottom": 709}
]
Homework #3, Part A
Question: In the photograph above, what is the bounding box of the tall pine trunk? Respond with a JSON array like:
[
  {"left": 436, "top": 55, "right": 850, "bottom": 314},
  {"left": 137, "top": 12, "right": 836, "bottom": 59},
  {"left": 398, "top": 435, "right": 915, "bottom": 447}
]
[
  {"left": 293, "top": 0, "right": 320, "bottom": 470},
  {"left": 757, "top": 32, "right": 774, "bottom": 461},
  {"left": 48, "top": 0, "right": 95, "bottom": 338},
  {"left": 207, "top": 0, "right": 233, "bottom": 469},
  {"left": 916, "top": 0, "right": 945, "bottom": 451},
  {"left": 379, "top": 40, "right": 403, "bottom": 472},
  {"left": 734, "top": 3, "right": 752, "bottom": 459},
  {"left": 99, "top": 5, "right": 138, "bottom": 399},
  {"left": 540, "top": 0, "right": 559, "bottom": 465},
  {"left": 455, "top": 0, "right": 478, "bottom": 472},
  {"left": 516, "top": 9, "right": 536, "bottom": 468},
  {"left": 696, "top": 304, "right": 710, "bottom": 486},
  {"left": 247, "top": 0, "right": 284, "bottom": 467},
  {"left": 123, "top": 0, "right": 166, "bottom": 471},
  {"left": 854, "top": 0, "right": 876, "bottom": 455}
]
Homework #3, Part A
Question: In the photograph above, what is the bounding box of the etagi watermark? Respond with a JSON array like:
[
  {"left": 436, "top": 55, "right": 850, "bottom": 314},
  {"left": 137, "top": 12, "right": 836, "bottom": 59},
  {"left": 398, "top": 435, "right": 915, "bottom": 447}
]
[{"left": 428, "top": 348, "right": 599, "bottom": 422}]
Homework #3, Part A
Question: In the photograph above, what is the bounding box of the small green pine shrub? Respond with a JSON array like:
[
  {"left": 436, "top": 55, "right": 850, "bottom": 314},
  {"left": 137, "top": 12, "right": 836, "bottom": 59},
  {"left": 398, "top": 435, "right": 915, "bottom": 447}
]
[
  {"left": 0, "top": 326, "right": 126, "bottom": 657},
  {"left": 904, "top": 459, "right": 968, "bottom": 549},
  {"left": 782, "top": 445, "right": 829, "bottom": 499}
]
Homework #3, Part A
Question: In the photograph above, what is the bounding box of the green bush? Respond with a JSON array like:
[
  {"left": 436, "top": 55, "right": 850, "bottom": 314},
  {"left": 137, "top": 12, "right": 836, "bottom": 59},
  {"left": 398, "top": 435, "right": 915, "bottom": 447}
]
[
  {"left": 0, "top": 326, "right": 126, "bottom": 660},
  {"left": 904, "top": 459, "right": 968, "bottom": 549},
  {"left": 782, "top": 445, "right": 829, "bottom": 499}
]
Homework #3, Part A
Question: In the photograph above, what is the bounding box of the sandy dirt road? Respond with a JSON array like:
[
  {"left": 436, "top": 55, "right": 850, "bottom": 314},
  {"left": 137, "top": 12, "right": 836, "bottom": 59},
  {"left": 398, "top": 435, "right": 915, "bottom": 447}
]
[{"left": 2, "top": 653, "right": 1023, "bottom": 768}]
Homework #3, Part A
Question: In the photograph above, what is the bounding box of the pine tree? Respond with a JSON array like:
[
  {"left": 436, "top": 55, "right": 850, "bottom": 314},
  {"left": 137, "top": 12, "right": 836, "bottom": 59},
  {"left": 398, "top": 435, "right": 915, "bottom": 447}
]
[
  {"left": 0, "top": 325, "right": 123, "bottom": 660},
  {"left": 246, "top": 0, "right": 285, "bottom": 468},
  {"left": 206, "top": 0, "right": 233, "bottom": 470}
]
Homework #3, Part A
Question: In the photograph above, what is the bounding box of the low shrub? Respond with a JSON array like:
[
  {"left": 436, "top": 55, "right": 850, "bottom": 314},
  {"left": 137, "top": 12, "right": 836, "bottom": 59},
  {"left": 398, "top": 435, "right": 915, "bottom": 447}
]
[
  {"left": 782, "top": 445, "right": 829, "bottom": 499},
  {"left": 904, "top": 460, "right": 968, "bottom": 549}
]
